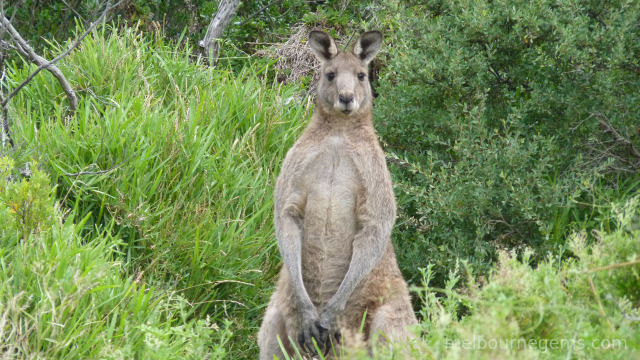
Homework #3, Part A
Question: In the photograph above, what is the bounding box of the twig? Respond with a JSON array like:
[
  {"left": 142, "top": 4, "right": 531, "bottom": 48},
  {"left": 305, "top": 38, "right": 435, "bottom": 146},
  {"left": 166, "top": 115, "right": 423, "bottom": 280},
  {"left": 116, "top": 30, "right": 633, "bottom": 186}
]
[
  {"left": 61, "top": 0, "right": 87, "bottom": 25},
  {"left": 238, "top": 0, "right": 283, "bottom": 28},
  {"left": 63, "top": 155, "right": 131, "bottom": 177},
  {"left": 587, "top": 276, "right": 615, "bottom": 331},
  {"left": 597, "top": 113, "right": 640, "bottom": 159},
  {"left": 581, "top": 258, "right": 640, "bottom": 274},
  {"left": 175, "top": 279, "right": 254, "bottom": 293},
  {"left": 190, "top": 299, "right": 247, "bottom": 308},
  {"left": 588, "top": 276, "right": 606, "bottom": 318},
  {"left": 0, "top": 0, "right": 126, "bottom": 112},
  {"left": 344, "top": 29, "right": 358, "bottom": 50}
]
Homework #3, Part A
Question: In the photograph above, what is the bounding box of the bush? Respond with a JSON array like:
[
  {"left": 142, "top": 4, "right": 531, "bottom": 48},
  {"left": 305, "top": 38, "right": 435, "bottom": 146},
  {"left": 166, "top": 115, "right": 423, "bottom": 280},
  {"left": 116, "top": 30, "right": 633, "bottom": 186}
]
[
  {"left": 374, "top": 0, "right": 640, "bottom": 287},
  {"left": 412, "top": 196, "right": 640, "bottom": 359},
  {"left": 0, "top": 157, "right": 55, "bottom": 239}
]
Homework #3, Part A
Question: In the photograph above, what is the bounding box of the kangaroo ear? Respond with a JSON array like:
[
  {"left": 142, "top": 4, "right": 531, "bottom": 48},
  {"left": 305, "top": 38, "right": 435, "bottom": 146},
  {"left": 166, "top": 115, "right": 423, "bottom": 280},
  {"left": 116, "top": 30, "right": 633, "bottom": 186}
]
[
  {"left": 353, "top": 31, "right": 382, "bottom": 64},
  {"left": 309, "top": 31, "right": 338, "bottom": 62}
]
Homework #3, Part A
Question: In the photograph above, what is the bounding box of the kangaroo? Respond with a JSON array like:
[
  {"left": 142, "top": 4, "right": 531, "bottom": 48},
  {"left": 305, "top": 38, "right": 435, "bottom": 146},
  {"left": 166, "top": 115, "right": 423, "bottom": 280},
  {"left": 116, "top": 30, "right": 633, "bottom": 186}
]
[{"left": 258, "top": 30, "right": 417, "bottom": 359}]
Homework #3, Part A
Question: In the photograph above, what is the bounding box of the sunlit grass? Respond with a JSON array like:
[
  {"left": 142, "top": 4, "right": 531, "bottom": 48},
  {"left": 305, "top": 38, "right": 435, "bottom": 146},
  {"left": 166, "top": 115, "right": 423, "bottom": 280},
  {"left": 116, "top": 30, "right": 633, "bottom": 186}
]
[{"left": 6, "top": 25, "right": 308, "bottom": 358}]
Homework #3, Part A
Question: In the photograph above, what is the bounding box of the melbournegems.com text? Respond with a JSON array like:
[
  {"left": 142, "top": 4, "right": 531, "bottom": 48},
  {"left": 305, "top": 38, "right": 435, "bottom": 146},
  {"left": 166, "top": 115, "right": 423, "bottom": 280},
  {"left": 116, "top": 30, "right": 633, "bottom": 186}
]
[{"left": 446, "top": 336, "right": 627, "bottom": 352}]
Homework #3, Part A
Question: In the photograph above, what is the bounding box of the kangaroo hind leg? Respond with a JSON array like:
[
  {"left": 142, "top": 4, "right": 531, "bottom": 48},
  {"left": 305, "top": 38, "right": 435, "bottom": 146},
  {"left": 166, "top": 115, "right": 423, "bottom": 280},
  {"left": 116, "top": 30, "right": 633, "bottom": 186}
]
[
  {"left": 368, "top": 295, "right": 418, "bottom": 350},
  {"left": 258, "top": 298, "right": 294, "bottom": 360}
]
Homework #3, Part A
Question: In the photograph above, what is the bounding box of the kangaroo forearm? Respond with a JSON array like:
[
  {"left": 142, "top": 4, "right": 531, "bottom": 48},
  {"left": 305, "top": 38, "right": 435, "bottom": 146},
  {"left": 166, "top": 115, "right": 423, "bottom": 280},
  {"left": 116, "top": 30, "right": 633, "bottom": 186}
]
[
  {"left": 281, "top": 252, "right": 314, "bottom": 311},
  {"left": 277, "top": 215, "right": 315, "bottom": 312},
  {"left": 323, "top": 225, "right": 389, "bottom": 314}
]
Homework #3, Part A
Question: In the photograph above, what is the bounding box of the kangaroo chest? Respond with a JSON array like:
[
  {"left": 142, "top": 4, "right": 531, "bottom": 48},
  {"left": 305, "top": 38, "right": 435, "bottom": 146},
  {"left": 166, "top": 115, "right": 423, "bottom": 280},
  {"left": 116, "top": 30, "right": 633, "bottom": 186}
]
[{"left": 298, "top": 135, "right": 363, "bottom": 306}]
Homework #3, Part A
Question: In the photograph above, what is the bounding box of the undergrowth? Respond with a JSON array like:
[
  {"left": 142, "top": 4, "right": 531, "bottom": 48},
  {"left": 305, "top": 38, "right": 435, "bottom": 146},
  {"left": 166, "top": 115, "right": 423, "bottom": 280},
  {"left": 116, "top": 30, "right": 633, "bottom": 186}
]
[{"left": 411, "top": 196, "right": 640, "bottom": 359}]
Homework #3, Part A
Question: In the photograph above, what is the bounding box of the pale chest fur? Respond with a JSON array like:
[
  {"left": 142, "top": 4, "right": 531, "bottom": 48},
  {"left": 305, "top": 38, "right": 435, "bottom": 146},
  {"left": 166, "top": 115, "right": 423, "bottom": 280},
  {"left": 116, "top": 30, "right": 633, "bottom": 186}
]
[{"left": 286, "top": 134, "right": 373, "bottom": 307}]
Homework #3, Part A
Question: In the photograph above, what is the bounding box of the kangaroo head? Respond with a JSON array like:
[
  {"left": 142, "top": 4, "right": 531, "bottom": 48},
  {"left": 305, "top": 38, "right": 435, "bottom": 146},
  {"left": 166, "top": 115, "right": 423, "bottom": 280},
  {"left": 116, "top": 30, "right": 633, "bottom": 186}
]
[{"left": 308, "top": 30, "right": 382, "bottom": 117}]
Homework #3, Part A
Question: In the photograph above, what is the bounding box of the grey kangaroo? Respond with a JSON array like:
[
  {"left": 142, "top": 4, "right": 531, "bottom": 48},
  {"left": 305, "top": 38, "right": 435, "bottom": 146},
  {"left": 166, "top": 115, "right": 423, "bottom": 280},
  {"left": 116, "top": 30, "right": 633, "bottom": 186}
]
[{"left": 258, "top": 30, "right": 417, "bottom": 359}]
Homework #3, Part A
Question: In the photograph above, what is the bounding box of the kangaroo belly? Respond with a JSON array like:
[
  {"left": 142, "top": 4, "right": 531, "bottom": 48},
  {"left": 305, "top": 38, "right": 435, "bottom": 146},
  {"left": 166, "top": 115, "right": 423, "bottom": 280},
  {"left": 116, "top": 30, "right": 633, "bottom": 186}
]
[{"left": 300, "top": 136, "right": 360, "bottom": 307}]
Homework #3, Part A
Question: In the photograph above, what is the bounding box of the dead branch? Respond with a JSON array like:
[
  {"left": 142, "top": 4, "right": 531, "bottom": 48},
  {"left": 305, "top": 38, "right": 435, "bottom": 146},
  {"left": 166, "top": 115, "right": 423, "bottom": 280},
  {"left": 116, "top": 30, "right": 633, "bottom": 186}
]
[
  {"left": 238, "top": 0, "right": 283, "bottom": 28},
  {"left": 0, "top": 0, "right": 125, "bottom": 113},
  {"left": 0, "top": 0, "right": 124, "bottom": 148},
  {"left": 0, "top": 49, "right": 9, "bottom": 147},
  {"left": 596, "top": 113, "right": 640, "bottom": 160},
  {"left": 0, "top": 0, "right": 20, "bottom": 148},
  {"left": 582, "top": 259, "right": 640, "bottom": 274},
  {"left": 199, "top": 0, "right": 241, "bottom": 64},
  {"left": 1, "top": 14, "right": 79, "bottom": 113}
]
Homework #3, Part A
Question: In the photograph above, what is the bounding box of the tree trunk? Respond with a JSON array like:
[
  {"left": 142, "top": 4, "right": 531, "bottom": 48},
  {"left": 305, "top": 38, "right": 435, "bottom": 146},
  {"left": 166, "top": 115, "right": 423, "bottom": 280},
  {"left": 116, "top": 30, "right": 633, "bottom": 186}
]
[{"left": 198, "top": 0, "right": 241, "bottom": 64}]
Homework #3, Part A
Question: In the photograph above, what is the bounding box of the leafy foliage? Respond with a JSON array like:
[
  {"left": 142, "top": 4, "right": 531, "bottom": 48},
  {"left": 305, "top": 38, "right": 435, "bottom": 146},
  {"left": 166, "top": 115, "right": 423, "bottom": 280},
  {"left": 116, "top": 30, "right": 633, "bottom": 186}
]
[
  {"left": 411, "top": 196, "right": 640, "bottom": 359},
  {"left": 0, "top": 158, "right": 55, "bottom": 239},
  {"left": 374, "top": 0, "right": 640, "bottom": 287}
]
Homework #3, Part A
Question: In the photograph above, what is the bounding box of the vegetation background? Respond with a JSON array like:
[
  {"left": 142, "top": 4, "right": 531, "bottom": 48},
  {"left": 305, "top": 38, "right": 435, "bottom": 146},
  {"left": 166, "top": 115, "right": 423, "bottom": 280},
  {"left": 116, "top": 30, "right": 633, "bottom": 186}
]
[{"left": 1, "top": 0, "right": 638, "bottom": 358}]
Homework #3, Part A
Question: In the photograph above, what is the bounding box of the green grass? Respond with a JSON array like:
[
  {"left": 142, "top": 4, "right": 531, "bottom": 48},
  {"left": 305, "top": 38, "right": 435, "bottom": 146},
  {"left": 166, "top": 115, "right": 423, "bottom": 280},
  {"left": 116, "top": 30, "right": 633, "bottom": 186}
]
[
  {"left": 0, "top": 160, "right": 230, "bottom": 359},
  {"left": 4, "top": 25, "right": 307, "bottom": 358}
]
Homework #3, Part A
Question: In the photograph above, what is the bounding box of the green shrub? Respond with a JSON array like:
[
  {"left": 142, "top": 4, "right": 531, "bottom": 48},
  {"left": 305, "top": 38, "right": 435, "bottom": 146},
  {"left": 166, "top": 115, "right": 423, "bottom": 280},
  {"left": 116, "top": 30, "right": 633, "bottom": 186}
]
[
  {"left": 0, "top": 158, "right": 55, "bottom": 239},
  {"left": 411, "top": 196, "right": 640, "bottom": 359},
  {"left": 374, "top": 0, "right": 640, "bottom": 287}
]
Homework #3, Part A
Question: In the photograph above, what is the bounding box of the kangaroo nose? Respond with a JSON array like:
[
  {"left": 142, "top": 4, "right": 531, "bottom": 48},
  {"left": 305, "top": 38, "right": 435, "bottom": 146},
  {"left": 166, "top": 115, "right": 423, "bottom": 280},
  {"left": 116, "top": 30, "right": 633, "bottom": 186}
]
[{"left": 339, "top": 94, "right": 354, "bottom": 104}]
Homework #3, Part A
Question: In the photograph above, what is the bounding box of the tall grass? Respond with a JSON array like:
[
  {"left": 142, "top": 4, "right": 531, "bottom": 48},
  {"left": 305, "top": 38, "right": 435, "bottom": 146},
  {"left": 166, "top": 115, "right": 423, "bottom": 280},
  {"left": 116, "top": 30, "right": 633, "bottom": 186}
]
[
  {"left": 5, "top": 25, "right": 308, "bottom": 357},
  {"left": 0, "top": 159, "right": 230, "bottom": 359}
]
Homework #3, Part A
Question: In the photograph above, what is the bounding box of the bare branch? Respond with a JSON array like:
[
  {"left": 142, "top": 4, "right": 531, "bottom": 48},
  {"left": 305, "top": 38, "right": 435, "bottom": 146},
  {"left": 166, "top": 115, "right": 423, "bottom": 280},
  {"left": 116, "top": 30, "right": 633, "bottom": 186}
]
[
  {"left": 0, "top": 0, "right": 19, "bottom": 148},
  {"left": 198, "top": 0, "right": 241, "bottom": 63},
  {"left": 0, "top": 0, "right": 126, "bottom": 113},
  {"left": 0, "top": 66, "right": 12, "bottom": 147},
  {"left": 63, "top": 155, "right": 131, "bottom": 177},
  {"left": 582, "top": 259, "right": 640, "bottom": 274},
  {"left": 1, "top": 14, "right": 78, "bottom": 112},
  {"left": 596, "top": 113, "right": 640, "bottom": 160}
]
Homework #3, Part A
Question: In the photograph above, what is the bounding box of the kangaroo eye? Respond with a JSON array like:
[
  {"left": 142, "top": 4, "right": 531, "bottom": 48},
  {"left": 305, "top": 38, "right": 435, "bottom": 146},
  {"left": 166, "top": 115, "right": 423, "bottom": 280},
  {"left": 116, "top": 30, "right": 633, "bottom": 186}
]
[
  {"left": 327, "top": 72, "right": 335, "bottom": 81},
  {"left": 358, "top": 72, "right": 366, "bottom": 81}
]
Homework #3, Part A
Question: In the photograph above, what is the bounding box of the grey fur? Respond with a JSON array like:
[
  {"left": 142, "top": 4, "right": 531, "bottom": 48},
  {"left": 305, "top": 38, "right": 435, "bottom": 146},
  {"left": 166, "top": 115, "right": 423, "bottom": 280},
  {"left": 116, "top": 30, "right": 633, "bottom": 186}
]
[{"left": 258, "top": 31, "right": 417, "bottom": 359}]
